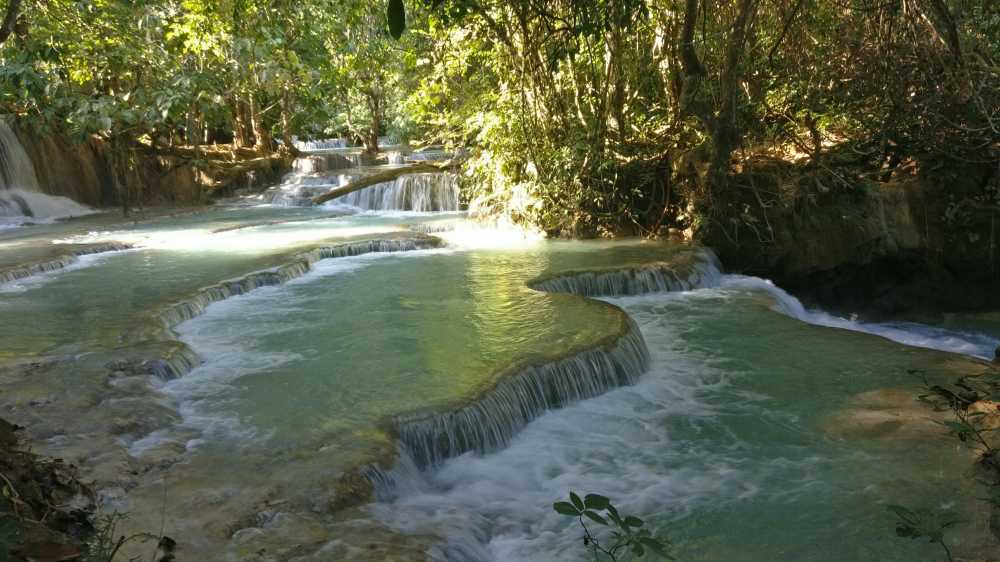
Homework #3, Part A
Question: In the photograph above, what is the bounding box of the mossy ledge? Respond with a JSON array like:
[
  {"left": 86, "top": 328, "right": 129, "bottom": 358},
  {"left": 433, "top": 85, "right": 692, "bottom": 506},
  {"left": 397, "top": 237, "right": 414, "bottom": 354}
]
[
  {"left": 388, "top": 312, "right": 649, "bottom": 470},
  {"left": 0, "top": 242, "right": 134, "bottom": 285},
  {"left": 366, "top": 248, "right": 721, "bottom": 497},
  {"left": 528, "top": 248, "right": 722, "bottom": 297}
]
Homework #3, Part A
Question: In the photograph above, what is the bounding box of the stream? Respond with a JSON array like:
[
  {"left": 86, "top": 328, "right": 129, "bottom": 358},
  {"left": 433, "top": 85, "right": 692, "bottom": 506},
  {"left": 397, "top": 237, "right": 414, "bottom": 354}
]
[{"left": 1, "top": 142, "right": 999, "bottom": 561}]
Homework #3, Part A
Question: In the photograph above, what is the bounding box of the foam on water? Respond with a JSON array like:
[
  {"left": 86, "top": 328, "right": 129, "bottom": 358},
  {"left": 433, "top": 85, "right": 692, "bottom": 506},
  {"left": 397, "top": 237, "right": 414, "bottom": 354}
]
[
  {"left": 368, "top": 296, "right": 828, "bottom": 561},
  {"left": 0, "top": 189, "right": 96, "bottom": 226},
  {"left": 720, "top": 275, "right": 1000, "bottom": 360},
  {"left": 365, "top": 263, "right": 996, "bottom": 561},
  {"left": 333, "top": 172, "right": 460, "bottom": 212}
]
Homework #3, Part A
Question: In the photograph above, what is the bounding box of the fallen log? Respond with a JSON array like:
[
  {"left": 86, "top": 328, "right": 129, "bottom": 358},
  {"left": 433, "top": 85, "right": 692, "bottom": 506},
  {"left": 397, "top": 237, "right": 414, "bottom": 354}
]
[{"left": 311, "top": 161, "right": 455, "bottom": 205}]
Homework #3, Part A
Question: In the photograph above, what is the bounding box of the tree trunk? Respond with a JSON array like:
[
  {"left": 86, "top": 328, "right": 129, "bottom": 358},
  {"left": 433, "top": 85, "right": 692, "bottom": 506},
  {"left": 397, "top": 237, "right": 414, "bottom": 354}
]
[
  {"left": 363, "top": 90, "right": 382, "bottom": 156},
  {"left": 0, "top": 0, "right": 22, "bottom": 46},
  {"left": 280, "top": 85, "right": 295, "bottom": 150},
  {"left": 249, "top": 93, "right": 270, "bottom": 154},
  {"left": 233, "top": 96, "right": 253, "bottom": 149}
]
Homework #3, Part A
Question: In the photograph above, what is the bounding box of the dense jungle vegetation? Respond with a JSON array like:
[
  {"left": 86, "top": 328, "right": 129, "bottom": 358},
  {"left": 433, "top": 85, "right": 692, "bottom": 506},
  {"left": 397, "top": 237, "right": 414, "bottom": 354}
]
[{"left": 1, "top": 0, "right": 998, "bottom": 239}]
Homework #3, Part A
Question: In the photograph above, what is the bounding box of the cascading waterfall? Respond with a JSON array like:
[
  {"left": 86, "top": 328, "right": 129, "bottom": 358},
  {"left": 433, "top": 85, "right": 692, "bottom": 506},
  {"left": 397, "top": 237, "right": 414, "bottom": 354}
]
[
  {"left": 389, "top": 321, "right": 650, "bottom": 470},
  {"left": 0, "top": 120, "right": 94, "bottom": 224},
  {"left": 333, "top": 172, "right": 460, "bottom": 212},
  {"left": 369, "top": 250, "right": 721, "bottom": 488},
  {"left": 153, "top": 236, "right": 444, "bottom": 332},
  {"left": 0, "top": 242, "right": 133, "bottom": 286},
  {"left": 0, "top": 120, "right": 42, "bottom": 193},
  {"left": 721, "top": 275, "right": 1000, "bottom": 359},
  {"left": 530, "top": 251, "right": 724, "bottom": 297},
  {"left": 294, "top": 137, "right": 348, "bottom": 151},
  {"left": 408, "top": 150, "right": 452, "bottom": 162},
  {"left": 258, "top": 156, "right": 361, "bottom": 206}
]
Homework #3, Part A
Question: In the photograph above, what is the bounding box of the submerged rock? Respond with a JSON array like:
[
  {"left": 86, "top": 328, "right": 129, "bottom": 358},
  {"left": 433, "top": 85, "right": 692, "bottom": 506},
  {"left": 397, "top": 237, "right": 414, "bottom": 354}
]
[{"left": 824, "top": 388, "right": 952, "bottom": 441}]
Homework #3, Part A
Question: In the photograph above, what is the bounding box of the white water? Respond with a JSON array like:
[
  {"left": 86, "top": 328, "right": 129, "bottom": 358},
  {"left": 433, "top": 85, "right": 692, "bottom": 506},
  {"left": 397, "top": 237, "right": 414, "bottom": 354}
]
[
  {"left": 0, "top": 120, "right": 41, "bottom": 193},
  {"left": 0, "top": 188, "right": 97, "bottom": 226},
  {"left": 721, "top": 275, "right": 1000, "bottom": 360},
  {"left": 294, "top": 137, "right": 348, "bottom": 151},
  {"left": 0, "top": 121, "right": 95, "bottom": 225},
  {"left": 259, "top": 154, "right": 460, "bottom": 212},
  {"left": 371, "top": 277, "right": 995, "bottom": 561},
  {"left": 333, "top": 173, "right": 460, "bottom": 212}
]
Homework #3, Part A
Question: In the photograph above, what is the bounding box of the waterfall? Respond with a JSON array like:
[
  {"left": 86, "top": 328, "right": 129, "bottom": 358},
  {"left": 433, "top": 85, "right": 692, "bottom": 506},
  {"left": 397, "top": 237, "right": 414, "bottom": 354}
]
[
  {"left": 333, "top": 172, "right": 460, "bottom": 212},
  {"left": 530, "top": 249, "right": 724, "bottom": 297},
  {"left": 408, "top": 150, "right": 452, "bottom": 162},
  {"left": 259, "top": 169, "right": 360, "bottom": 207},
  {"left": 294, "top": 137, "right": 348, "bottom": 151},
  {"left": 0, "top": 120, "right": 41, "bottom": 193},
  {"left": 0, "top": 242, "right": 133, "bottom": 286},
  {"left": 0, "top": 119, "right": 94, "bottom": 224},
  {"left": 390, "top": 319, "right": 650, "bottom": 469},
  {"left": 720, "top": 275, "right": 1000, "bottom": 360}
]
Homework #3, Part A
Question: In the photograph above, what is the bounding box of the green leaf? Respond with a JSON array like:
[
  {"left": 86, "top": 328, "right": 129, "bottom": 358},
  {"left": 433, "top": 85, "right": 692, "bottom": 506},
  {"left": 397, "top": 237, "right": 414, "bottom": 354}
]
[
  {"left": 639, "top": 537, "right": 674, "bottom": 559},
  {"left": 387, "top": 0, "right": 406, "bottom": 40},
  {"left": 554, "top": 502, "right": 580, "bottom": 516},
  {"left": 624, "top": 515, "right": 644, "bottom": 528},
  {"left": 570, "top": 492, "right": 584, "bottom": 511},
  {"left": 582, "top": 510, "right": 608, "bottom": 526},
  {"left": 584, "top": 493, "right": 610, "bottom": 511}
]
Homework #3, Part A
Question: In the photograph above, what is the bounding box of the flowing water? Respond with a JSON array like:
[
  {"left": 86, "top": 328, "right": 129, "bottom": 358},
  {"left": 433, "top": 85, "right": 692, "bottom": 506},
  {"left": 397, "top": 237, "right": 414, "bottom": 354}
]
[
  {"left": 0, "top": 150, "right": 998, "bottom": 560},
  {"left": 0, "top": 121, "right": 95, "bottom": 226}
]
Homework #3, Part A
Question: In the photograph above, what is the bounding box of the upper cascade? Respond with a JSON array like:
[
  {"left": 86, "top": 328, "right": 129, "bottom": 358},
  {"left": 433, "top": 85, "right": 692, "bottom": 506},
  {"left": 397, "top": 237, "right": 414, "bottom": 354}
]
[
  {"left": 0, "top": 120, "right": 41, "bottom": 193},
  {"left": 333, "top": 172, "right": 460, "bottom": 212},
  {"left": 0, "top": 120, "right": 94, "bottom": 225},
  {"left": 293, "top": 137, "right": 348, "bottom": 151}
]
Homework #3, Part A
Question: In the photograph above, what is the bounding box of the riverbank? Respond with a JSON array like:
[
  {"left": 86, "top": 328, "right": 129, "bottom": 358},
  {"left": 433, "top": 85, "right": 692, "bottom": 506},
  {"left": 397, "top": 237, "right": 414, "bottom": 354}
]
[
  {"left": 11, "top": 122, "right": 291, "bottom": 210},
  {"left": 0, "top": 418, "right": 95, "bottom": 562},
  {"left": 699, "top": 152, "right": 999, "bottom": 320}
]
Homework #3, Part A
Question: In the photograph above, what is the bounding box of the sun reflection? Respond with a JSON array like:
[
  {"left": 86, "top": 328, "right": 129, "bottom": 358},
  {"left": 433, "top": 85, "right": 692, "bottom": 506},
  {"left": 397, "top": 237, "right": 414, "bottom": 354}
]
[
  {"left": 435, "top": 220, "right": 544, "bottom": 250},
  {"left": 54, "top": 224, "right": 406, "bottom": 253}
]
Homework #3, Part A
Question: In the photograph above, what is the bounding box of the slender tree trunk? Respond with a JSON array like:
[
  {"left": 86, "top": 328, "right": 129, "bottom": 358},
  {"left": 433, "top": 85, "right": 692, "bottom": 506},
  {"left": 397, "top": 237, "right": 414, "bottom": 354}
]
[
  {"left": 280, "top": 85, "right": 295, "bottom": 150},
  {"left": 363, "top": 90, "right": 382, "bottom": 155},
  {"left": 249, "top": 93, "right": 270, "bottom": 154},
  {"left": 0, "top": 0, "right": 22, "bottom": 46}
]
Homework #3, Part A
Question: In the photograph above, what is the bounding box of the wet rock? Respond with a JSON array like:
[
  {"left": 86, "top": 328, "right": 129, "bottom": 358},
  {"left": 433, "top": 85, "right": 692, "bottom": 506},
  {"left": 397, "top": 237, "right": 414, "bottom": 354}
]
[
  {"left": 824, "top": 388, "right": 952, "bottom": 440},
  {"left": 0, "top": 419, "right": 95, "bottom": 559},
  {"left": 133, "top": 440, "right": 187, "bottom": 469}
]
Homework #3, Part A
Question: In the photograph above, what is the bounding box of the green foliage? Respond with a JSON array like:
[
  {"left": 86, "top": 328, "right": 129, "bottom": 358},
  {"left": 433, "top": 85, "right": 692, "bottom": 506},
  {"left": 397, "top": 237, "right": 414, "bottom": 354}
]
[
  {"left": 885, "top": 504, "right": 961, "bottom": 562},
  {"left": 82, "top": 511, "right": 159, "bottom": 562},
  {"left": 916, "top": 369, "right": 1000, "bottom": 460},
  {"left": 553, "top": 491, "right": 673, "bottom": 561}
]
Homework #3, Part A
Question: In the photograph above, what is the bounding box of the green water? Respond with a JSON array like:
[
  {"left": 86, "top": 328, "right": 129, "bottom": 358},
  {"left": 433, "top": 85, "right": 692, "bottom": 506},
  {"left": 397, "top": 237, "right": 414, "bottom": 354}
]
[
  {"left": 0, "top": 204, "right": 996, "bottom": 561},
  {"left": 372, "top": 289, "right": 995, "bottom": 562}
]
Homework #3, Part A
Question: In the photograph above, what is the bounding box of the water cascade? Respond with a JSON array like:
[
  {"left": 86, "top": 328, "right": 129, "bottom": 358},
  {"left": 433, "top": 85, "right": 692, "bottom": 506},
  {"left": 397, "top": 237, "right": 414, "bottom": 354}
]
[
  {"left": 259, "top": 168, "right": 360, "bottom": 206},
  {"left": 530, "top": 251, "right": 724, "bottom": 297},
  {"left": 0, "top": 120, "right": 95, "bottom": 225},
  {"left": 0, "top": 120, "right": 42, "bottom": 193},
  {"left": 391, "top": 320, "right": 650, "bottom": 469},
  {"left": 0, "top": 242, "right": 134, "bottom": 286},
  {"left": 721, "top": 275, "right": 1000, "bottom": 359},
  {"left": 294, "top": 137, "right": 348, "bottom": 151},
  {"left": 333, "top": 172, "right": 460, "bottom": 212},
  {"left": 153, "top": 236, "right": 443, "bottom": 332}
]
